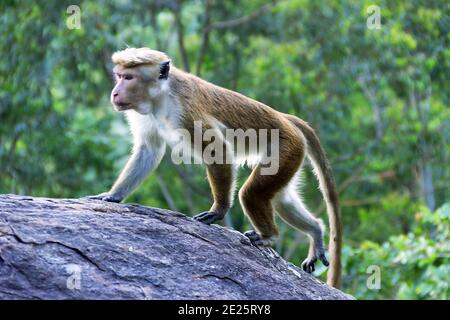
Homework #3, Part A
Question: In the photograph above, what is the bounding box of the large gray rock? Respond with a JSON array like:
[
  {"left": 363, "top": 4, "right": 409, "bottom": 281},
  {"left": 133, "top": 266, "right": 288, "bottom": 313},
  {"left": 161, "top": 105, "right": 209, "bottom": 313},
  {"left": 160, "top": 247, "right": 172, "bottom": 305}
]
[{"left": 0, "top": 194, "right": 352, "bottom": 300}]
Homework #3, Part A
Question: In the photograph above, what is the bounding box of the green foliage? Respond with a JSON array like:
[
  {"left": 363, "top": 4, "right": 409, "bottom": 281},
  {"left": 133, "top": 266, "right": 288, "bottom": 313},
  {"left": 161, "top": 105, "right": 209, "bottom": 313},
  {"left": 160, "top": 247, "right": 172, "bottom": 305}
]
[
  {"left": 343, "top": 204, "right": 449, "bottom": 299},
  {"left": 0, "top": 0, "right": 448, "bottom": 299}
]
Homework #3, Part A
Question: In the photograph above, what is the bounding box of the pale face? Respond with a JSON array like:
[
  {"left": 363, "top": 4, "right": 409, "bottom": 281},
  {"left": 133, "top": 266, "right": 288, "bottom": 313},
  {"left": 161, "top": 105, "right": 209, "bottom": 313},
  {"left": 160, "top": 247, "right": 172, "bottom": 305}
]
[{"left": 111, "top": 64, "right": 164, "bottom": 114}]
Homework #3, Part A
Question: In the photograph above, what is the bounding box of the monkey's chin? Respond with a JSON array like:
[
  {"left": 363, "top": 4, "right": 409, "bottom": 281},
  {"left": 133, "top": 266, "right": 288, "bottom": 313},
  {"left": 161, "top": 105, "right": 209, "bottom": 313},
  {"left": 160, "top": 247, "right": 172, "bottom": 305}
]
[
  {"left": 113, "top": 104, "right": 132, "bottom": 112},
  {"left": 135, "top": 103, "right": 152, "bottom": 115}
]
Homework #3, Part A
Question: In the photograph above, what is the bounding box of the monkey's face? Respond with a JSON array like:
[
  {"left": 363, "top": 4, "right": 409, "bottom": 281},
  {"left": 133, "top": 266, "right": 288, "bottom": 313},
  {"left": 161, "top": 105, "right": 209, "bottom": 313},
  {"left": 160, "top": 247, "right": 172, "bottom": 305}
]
[{"left": 111, "top": 65, "right": 164, "bottom": 115}]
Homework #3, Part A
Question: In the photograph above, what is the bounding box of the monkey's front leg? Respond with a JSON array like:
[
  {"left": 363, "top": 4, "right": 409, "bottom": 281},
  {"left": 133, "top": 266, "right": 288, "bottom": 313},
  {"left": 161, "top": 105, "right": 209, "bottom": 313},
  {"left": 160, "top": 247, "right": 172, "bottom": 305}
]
[
  {"left": 194, "top": 163, "right": 235, "bottom": 225},
  {"left": 88, "top": 142, "right": 166, "bottom": 203}
]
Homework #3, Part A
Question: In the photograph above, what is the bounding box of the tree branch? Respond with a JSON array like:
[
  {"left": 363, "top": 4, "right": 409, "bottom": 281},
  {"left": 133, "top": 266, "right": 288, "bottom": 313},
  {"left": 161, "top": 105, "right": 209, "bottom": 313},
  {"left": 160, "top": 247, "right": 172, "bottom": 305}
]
[
  {"left": 195, "top": 1, "right": 278, "bottom": 75},
  {"left": 195, "top": 0, "right": 213, "bottom": 76},
  {"left": 208, "top": 1, "right": 278, "bottom": 31}
]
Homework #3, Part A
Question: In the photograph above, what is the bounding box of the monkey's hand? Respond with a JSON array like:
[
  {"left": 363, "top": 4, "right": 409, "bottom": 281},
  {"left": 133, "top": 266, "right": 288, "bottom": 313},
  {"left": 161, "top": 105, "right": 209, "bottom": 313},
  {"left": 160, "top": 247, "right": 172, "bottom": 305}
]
[
  {"left": 85, "top": 192, "right": 123, "bottom": 203},
  {"left": 193, "top": 211, "right": 225, "bottom": 225}
]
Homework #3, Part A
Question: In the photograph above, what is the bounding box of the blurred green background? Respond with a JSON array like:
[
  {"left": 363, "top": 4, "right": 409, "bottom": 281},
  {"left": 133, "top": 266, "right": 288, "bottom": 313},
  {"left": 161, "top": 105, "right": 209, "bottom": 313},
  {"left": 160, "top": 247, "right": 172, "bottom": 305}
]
[{"left": 0, "top": 0, "right": 449, "bottom": 299}]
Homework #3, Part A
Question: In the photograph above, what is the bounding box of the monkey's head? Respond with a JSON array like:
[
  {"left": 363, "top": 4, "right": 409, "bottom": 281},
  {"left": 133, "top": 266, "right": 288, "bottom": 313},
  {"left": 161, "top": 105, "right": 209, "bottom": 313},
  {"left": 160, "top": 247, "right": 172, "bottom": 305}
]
[{"left": 110, "top": 48, "right": 171, "bottom": 114}]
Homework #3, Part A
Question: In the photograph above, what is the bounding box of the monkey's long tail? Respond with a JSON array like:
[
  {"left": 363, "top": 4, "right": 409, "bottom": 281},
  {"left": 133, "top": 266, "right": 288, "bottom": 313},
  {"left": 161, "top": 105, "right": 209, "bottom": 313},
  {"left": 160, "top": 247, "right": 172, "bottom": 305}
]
[{"left": 284, "top": 114, "right": 343, "bottom": 289}]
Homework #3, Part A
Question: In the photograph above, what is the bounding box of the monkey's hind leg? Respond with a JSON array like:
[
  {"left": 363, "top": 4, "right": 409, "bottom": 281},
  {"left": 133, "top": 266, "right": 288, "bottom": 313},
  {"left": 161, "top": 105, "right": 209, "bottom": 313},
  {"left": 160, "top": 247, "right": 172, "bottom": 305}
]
[
  {"left": 239, "top": 147, "right": 303, "bottom": 247},
  {"left": 194, "top": 163, "right": 235, "bottom": 225},
  {"left": 273, "top": 182, "right": 329, "bottom": 273}
]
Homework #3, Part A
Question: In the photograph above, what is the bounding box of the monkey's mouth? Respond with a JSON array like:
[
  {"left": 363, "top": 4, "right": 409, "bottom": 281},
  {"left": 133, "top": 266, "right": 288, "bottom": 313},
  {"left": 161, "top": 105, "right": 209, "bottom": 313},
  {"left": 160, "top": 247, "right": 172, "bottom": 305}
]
[{"left": 114, "top": 102, "right": 132, "bottom": 111}]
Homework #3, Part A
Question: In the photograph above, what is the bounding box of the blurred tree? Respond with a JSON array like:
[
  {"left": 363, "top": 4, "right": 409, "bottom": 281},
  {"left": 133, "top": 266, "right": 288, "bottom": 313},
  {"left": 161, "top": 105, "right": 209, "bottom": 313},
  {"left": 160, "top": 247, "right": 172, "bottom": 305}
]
[{"left": 0, "top": 0, "right": 448, "bottom": 299}]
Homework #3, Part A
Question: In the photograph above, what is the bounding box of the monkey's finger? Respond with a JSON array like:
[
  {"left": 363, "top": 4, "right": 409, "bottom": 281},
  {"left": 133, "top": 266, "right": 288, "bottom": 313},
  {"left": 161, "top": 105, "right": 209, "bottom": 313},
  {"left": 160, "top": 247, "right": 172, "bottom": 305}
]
[
  {"left": 198, "top": 217, "right": 218, "bottom": 224},
  {"left": 193, "top": 211, "right": 210, "bottom": 220},
  {"left": 193, "top": 211, "right": 221, "bottom": 225}
]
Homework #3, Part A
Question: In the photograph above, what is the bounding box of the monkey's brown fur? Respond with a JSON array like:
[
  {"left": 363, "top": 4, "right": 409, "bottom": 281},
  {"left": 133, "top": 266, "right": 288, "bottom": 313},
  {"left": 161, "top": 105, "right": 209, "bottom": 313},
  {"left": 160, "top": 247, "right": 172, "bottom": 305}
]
[{"left": 94, "top": 48, "right": 342, "bottom": 288}]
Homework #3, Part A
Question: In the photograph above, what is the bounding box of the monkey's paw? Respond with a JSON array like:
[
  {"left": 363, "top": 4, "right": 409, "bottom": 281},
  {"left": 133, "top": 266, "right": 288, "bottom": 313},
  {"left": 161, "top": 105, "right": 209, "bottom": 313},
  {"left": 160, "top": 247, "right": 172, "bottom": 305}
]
[
  {"left": 193, "top": 211, "right": 223, "bottom": 225},
  {"left": 244, "top": 230, "right": 275, "bottom": 247},
  {"left": 86, "top": 193, "right": 122, "bottom": 203},
  {"left": 301, "top": 252, "right": 329, "bottom": 273}
]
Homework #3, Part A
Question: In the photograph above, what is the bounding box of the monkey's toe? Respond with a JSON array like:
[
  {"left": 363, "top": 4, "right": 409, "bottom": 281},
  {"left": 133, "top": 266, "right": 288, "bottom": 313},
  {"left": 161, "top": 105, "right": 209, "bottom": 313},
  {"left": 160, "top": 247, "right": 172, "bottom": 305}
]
[
  {"left": 244, "top": 230, "right": 274, "bottom": 247},
  {"left": 193, "top": 211, "right": 223, "bottom": 225}
]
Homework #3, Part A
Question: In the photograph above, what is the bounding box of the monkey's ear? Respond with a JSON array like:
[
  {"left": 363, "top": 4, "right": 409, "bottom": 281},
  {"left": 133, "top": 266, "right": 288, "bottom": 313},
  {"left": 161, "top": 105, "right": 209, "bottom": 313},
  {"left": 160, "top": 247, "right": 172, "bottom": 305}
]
[{"left": 159, "top": 60, "right": 170, "bottom": 80}]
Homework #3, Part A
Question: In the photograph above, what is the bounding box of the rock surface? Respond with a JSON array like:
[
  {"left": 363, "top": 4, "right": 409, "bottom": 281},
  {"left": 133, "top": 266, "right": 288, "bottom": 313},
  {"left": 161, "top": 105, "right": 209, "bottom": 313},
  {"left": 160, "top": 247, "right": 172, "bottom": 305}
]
[{"left": 0, "top": 194, "right": 353, "bottom": 299}]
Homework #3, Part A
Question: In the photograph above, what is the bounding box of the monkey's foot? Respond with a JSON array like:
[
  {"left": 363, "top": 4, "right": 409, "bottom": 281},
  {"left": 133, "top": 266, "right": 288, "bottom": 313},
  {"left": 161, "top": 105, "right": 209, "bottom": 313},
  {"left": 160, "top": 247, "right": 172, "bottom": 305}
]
[
  {"left": 301, "top": 252, "right": 329, "bottom": 273},
  {"left": 193, "top": 211, "right": 223, "bottom": 225},
  {"left": 244, "top": 230, "right": 275, "bottom": 247},
  {"left": 301, "top": 256, "right": 317, "bottom": 273}
]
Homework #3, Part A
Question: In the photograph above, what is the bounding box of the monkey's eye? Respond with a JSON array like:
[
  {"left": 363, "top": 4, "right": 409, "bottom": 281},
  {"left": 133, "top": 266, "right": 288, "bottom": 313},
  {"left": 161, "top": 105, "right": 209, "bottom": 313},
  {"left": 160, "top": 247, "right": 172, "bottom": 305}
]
[{"left": 124, "top": 75, "right": 133, "bottom": 80}]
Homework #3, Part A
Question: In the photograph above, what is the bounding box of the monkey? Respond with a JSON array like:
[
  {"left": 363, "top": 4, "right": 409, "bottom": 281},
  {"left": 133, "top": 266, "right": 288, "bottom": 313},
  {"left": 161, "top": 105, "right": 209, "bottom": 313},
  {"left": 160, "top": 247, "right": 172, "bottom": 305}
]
[{"left": 88, "top": 47, "right": 342, "bottom": 288}]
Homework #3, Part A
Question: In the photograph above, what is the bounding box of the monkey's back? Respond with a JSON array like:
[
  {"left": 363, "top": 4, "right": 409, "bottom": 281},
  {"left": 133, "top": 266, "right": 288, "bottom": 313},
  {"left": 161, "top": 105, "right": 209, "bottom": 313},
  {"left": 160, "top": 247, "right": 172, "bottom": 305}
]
[{"left": 170, "top": 68, "right": 298, "bottom": 138}]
